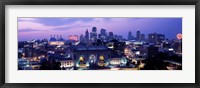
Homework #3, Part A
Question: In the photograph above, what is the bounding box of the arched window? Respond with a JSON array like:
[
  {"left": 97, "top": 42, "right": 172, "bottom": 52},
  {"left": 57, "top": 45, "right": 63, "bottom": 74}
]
[
  {"left": 89, "top": 54, "right": 96, "bottom": 63},
  {"left": 99, "top": 55, "right": 105, "bottom": 61},
  {"left": 79, "top": 56, "right": 84, "bottom": 62}
]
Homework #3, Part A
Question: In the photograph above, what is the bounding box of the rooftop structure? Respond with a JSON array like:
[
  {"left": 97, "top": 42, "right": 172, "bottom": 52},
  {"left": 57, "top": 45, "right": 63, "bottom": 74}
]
[{"left": 49, "top": 35, "right": 65, "bottom": 45}]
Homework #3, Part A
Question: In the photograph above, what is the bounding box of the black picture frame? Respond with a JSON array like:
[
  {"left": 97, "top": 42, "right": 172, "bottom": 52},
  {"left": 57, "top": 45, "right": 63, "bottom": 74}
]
[{"left": 0, "top": 0, "right": 200, "bottom": 88}]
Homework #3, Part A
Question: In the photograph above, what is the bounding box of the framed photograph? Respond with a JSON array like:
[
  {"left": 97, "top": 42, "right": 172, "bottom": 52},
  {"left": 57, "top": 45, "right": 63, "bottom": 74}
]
[{"left": 0, "top": 0, "right": 199, "bottom": 88}]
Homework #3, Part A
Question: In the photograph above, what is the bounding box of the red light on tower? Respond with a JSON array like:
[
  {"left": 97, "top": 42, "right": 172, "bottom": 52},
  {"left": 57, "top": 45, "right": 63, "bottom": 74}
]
[{"left": 177, "top": 33, "right": 182, "bottom": 40}]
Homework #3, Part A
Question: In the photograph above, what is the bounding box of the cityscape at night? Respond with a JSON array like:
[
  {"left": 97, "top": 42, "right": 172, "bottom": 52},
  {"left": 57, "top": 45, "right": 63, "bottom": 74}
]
[{"left": 18, "top": 18, "right": 182, "bottom": 70}]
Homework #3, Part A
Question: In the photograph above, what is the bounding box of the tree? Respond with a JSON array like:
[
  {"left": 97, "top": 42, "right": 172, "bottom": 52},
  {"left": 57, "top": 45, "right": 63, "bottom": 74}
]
[
  {"left": 39, "top": 58, "right": 50, "bottom": 70},
  {"left": 53, "top": 62, "right": 61, "bottom": 70},
  {"left": 141, "top": 57, "right": 167, "bottom": 70}
]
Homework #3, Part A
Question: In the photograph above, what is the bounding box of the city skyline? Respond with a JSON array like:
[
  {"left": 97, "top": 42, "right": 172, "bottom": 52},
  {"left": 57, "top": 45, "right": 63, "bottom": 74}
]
[{"left": 18, "top": 18, "right": 182, "bottom": 41}]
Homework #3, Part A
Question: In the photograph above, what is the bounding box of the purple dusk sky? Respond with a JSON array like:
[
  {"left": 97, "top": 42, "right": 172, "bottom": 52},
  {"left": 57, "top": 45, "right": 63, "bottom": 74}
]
[{"left": 18, "top": 17, "right": 182, "bottom": 41}]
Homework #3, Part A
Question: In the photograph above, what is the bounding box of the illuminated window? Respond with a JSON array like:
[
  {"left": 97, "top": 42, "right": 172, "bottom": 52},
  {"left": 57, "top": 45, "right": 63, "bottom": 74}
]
[
  {"left": 99, "top": 55, "right": 104, "bottom": 61},
  {"left": 89, "top": 54, "right": 96, "bottom": 63},
  {"left": 79, "top": 56, "right": 84, "bottom": 62}
]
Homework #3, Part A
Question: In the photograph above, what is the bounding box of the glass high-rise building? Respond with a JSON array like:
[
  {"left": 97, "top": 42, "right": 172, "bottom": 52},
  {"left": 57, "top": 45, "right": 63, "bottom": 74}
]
[
  {"left": 90, "top": 27, "right": 98, "bottom": 41},
  {"left": 99, "top": 28, "right": 107, "bottom": 41},
  {"left": 127, "top": 31, "right": 133, "bottom": 40},
  {"left": 136, "top": 30, "right": 141, "bottom": 41},
  {"left": 85, "top": 29, "right": 89, "bottom": 43}
]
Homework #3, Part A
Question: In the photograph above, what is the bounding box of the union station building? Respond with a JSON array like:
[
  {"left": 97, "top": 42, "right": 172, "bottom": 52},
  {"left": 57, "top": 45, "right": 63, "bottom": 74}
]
[{"left": 71, "top": 45, "right": 111, "bottom": 68}]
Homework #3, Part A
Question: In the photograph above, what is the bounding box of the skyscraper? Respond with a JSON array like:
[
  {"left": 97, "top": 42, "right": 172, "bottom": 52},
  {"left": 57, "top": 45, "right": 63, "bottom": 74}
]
[
  {"left": 148, "top": 33, "right": 157, "bottom": 43},
  {"left": 90, "top": 27, "right": 98, "bottom": 42},
  {"left": 100, "top": 28, "right": 106, "bottom": 35},
  {"left": 99, "top": 28, "right": 107, "bottom": 41},
  {"left": 109, "top": 32, "right": 114, "bottom": 40},
  {"left": 109, "top": 32, "right": 114, "bottom": 37},
  {"left": 148, "top": 33, "right": 165, "bottom": 44},
  {"left": 115, "top": 35, "right": 123, "bottom": 41},
  {"left": 156, "top": 34, "right": 165, "bottom": 44},
  {"left": 136, "top": 30, "right": 141, "bottom": 41},
  {"left": 85, "top": 29, "right": 89, "bottom": 43},
  {"left": 80, "top": 34, "right": 85, "bottom": 43},
  {"left": 140, "top": 34, "right": 145, "bottom": 41},
  {"left": 127, "top": 31, "right": 133, "bottom": 40}
]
